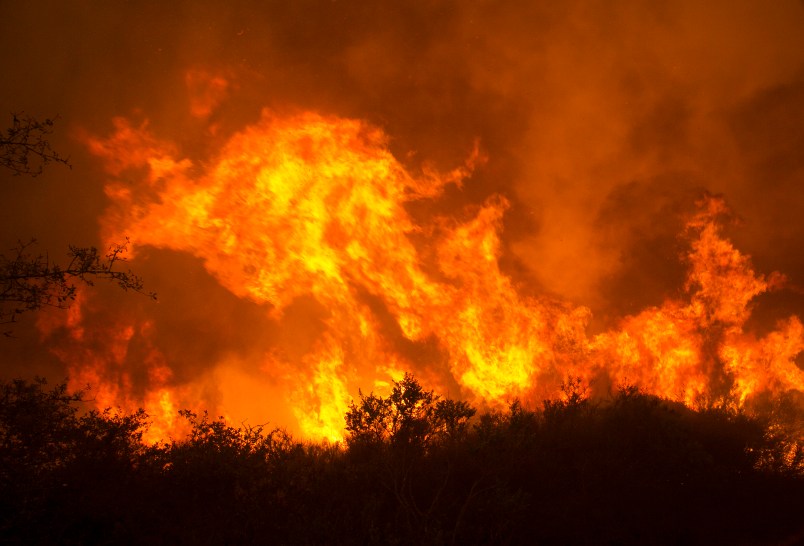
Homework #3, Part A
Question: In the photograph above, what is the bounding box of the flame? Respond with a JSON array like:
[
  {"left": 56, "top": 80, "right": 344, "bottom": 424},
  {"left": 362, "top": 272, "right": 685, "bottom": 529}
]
[
  {"left": 39, "top": 104, "right": 803, "bottom": 442},
  {"left": 38, "top": 294, "right": 191, "bottom": 443},
  {"left": 590, "top": 197, "right": 804, "bottom": 407}
]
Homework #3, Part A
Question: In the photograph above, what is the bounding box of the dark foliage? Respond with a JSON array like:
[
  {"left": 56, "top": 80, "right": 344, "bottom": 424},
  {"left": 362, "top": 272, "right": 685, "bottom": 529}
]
[
  {"left": 0, "top": 114, "right": 70, "bottom": 176},
  {"left": 0, "top": 115, "right": 155, "bottom": 334},
  {"left": 0, "top": 378, "right": 147, "bottom": 543},
  {"left": 0, "top": 239, "right": 157, "bottom": 330},
  {"left": 1, "top": 376, "right": 802, "bottom": 545}
]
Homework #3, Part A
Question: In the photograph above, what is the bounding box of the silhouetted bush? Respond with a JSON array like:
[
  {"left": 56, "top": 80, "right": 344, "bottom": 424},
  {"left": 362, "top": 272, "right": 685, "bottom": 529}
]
[{"left": 1, "top": 375, "right": 802, "bottom": 545}]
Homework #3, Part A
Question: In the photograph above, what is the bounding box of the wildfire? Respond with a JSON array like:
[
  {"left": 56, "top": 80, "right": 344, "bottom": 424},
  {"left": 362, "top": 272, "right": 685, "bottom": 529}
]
[{"left": 38, "top": 94, "right": 804, "bottom": 442}]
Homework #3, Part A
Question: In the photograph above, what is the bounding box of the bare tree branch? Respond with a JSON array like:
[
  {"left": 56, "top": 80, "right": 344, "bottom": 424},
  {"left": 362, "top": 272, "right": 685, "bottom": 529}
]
[
  {"left": 0, "top": 238, "right": 157, "bottom": 333},
  {"left": 0, "top": 114, "right": 154, "bottom": 335},
  {"left": 0, "top": 114, "right": 71, "bottom": 176}
]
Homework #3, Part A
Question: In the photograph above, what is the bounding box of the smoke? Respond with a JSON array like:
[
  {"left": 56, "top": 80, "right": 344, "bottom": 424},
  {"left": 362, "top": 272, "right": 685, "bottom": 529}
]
[{"left": 1, "top": 0, "right": 803, "bottom": 435}]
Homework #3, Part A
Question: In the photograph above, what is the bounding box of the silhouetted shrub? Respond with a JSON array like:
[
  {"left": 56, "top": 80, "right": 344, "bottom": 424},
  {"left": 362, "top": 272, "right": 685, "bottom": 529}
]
[{"left": 1, "top": 375, "right": 802, "bottom": 545}]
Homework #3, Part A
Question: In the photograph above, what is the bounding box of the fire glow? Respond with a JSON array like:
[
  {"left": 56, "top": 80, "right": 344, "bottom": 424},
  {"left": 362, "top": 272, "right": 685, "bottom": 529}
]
[{"left": 37, "top": 86, "right": 804, "bottom": 443}]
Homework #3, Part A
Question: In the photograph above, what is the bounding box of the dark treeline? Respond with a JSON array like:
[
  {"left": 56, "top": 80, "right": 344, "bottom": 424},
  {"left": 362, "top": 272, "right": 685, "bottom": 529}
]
[{"left": 1, "top": 374, "right": 803, "bottom": 545}]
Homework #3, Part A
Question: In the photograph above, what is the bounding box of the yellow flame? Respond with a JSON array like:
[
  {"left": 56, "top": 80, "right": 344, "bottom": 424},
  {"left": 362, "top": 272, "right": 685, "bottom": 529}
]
[{"left": 44, "top": 109, "right": 804, "bottom": 442}]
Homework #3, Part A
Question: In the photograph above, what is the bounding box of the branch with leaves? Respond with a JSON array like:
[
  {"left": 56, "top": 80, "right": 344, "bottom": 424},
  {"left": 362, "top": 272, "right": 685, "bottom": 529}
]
[
  {"left": 0, "top": 114, "right": 155, "bottom": 334},
  {"left": 0, "top": 114, "right": 71, "bottom": 176},
  {"left": 0, "top": 238, "right": 156, "bottom": 330}
]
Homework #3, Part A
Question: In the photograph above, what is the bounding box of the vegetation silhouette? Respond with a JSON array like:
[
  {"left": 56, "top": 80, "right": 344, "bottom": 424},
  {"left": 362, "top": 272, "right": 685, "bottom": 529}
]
[
  {"left": 0, "top": 115, "right": 155, "bottom": 332},
  {"left": 1, "top": 374, "right": 802, "bottom": 545},
  {"left": 0, "top": 114, "right": 70, "bottom": 177}
]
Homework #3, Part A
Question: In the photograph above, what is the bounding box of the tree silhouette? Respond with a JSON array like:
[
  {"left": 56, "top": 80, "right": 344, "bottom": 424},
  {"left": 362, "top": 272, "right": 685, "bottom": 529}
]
[
  {"left": 0, "top": 114, "right": 70, "bottom": 176},
  {"left": 1, "top": 375, "right": 802, "bottom": 544},
  {"left": 0, "top": 115, "right": 155, "bottom": 332},
  {"left": 345, "top": 372, "right": 475, "bottom": 448},
  {"left": 0, "top": 238, "right": 155, "bottom": 329}
]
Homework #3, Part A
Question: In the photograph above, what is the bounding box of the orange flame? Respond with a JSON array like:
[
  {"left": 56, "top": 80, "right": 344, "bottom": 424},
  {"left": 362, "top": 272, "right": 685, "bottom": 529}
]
[
  {"left": 42, "top": 107, "right": 803, "bottom": 442},
  {"left": 38, "top": 294, "right": 191, "bottom": 443}
]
